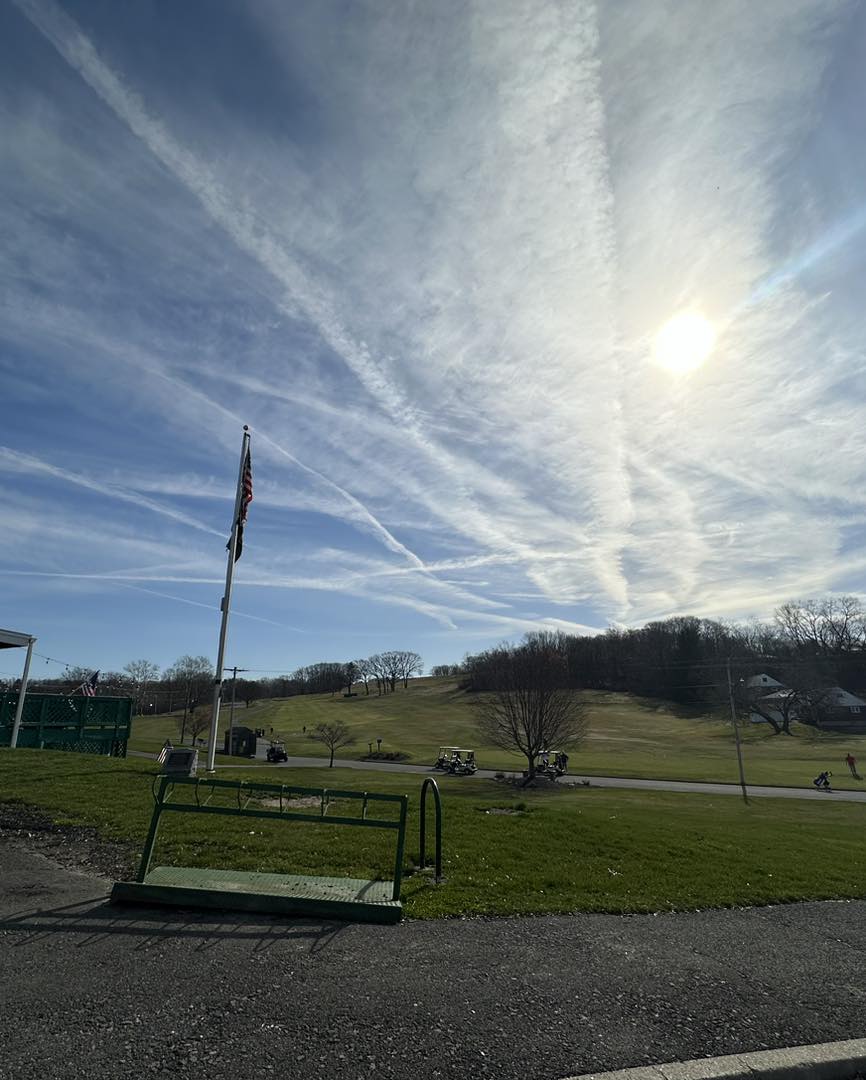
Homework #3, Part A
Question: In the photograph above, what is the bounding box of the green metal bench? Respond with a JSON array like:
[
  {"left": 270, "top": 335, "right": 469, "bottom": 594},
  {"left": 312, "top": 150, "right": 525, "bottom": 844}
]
[{"left": 111, "top": 776, "right": 409, "bottom": 924}]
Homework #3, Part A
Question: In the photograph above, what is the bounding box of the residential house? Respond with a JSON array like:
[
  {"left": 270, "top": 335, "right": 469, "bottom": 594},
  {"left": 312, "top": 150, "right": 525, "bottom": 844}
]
[
  {"left": 745, "top": 673, "right": 784, "bottom": 691},
  {"left": 749, "top": 683, "right": 866, "bottom": 732}
]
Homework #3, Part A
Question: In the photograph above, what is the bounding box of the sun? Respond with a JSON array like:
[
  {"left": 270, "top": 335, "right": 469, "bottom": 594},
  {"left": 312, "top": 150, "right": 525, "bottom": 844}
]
[{"left": 653, "top": 311, "right": 716, "bottom": 374}]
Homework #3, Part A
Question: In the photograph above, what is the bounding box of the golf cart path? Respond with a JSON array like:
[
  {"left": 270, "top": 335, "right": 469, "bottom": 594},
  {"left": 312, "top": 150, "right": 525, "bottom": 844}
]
[
  {"left": 215, "top": 753, "right": 866, "bottom": 802},
  {"left": 3, "top": 842, "right": 866, "bottom": 1080}
]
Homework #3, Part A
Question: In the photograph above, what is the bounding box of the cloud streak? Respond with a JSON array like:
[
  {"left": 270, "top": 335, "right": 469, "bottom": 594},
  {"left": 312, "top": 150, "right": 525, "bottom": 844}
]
[
  {"left": 0, "top": 445, "right": 223, "bottom": 538},
  {"left": 4, "top": 0, "right": 866, "bottom": 671}
]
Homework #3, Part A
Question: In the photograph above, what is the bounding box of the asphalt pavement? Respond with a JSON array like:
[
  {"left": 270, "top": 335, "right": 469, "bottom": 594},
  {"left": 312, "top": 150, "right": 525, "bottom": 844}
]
[
  {"left": 198, "top": 752, "right": 866, "bottom": 803},
  {"left": 2, "top": 842, "right": 865, "bottom": 1080}
]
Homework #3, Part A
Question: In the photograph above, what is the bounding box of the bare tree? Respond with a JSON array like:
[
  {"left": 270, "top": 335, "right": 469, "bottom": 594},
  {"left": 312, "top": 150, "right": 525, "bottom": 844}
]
[
  {"left": 308, "top": 720, "right": 357, "bottom": 767},
  {"left": 177, "top": 703, "right": 212, "bottom": 746},
  {"left": 354, "top": 658, "right": 372, "bottom": 695},
  {"left": 163, "top": 655, "right": 213, "bottom": 741},
  {"left": 395, "top": 650, "right": 423, "bottom": 688},
  {"left": 124, "top": 659, "right": 160, "bottom": 715},
  {"left": 236, "top": 678, "right": 257, "bottom": 708},
  {"left": 473, "top": 639, "right": 588, "bottom": 783},
  {"left": 343, "top": 661, "right": 358, "bottom": 695},
  {"left": 775, "top": 597, "right": 866, "bottom": 656},
  {"left": 380, "top": 651, "right": 402, "bottom": 693},
  {"left": 367, "top": 653, "right": 387, "bottom": 695},
  {"left": 734, "top": 661, "right": 835, "bottom": 735}
]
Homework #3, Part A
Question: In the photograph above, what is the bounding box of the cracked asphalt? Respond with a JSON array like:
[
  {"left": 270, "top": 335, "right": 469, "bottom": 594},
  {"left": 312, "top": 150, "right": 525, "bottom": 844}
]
[{"left": 2, "top": 838, "right": 865, "bottom": 1080}]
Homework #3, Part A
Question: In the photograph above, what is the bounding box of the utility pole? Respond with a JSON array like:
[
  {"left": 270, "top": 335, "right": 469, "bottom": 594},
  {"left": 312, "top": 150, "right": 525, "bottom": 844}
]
[
  {"left": 727, "top": 657, "right": 749, "bottom": 804},
  {"left": 225, "top": 666, "right": 249, "bottom": 755}
]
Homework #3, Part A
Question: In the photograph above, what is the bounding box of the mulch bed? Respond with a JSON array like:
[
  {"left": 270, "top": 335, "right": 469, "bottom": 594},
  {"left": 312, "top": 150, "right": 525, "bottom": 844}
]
[{"left": 0, "top": 802, "right": 138, "bottom": 881}]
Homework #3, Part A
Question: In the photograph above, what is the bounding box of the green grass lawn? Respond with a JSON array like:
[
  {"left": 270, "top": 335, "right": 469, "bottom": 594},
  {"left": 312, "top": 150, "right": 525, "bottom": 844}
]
[
  {"left": 2, "top": 749, "right": 865, "bottom": 918},
  {"left": 129, "top": 677, "right": 866, "bottom": 791}
]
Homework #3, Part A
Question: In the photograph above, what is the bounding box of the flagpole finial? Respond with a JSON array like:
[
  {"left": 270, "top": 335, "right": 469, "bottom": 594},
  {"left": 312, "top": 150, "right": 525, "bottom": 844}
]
[{"left": 243, "top": 424, "right": 249, "bottom": 431}]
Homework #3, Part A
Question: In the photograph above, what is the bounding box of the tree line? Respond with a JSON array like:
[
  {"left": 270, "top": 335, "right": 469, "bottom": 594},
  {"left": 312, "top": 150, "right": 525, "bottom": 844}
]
[
  {"left": 457, "top": 595, "right": 866, "bottom": 781},
  {"left": 10, "top": 650, "right": 424, "bottom": 714},
  {"left": 459, "top": 595, "right": 866, "bottom": 709}
]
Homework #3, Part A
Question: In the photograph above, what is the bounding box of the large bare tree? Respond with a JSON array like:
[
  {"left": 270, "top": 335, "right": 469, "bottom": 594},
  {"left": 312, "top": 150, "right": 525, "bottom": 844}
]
[
  {"left": 354, "top": 658, "right": 372, "bottom": 695},
  {"left": 395, "top": 650, "right": 423, "bottom": 688},
  {"left": 380, "top": 651, "right": 402, "bottom": 693},
  {"left": 473, "top": 638, "right": 588, "bottom": 782},
  {"left": 735, "top": 663, "right": 835, "bottom": 735},
  {"left": 367, "top": 653, "right": 388, "bottom": 695},
  {"left": 775, "top": 597, "right": 866, "bottom": 655}
]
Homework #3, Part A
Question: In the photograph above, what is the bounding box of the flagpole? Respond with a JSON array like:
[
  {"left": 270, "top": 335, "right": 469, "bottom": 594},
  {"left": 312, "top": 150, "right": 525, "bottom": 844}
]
[{"left": 207, "top": 426, "right": 250, "bottom": 772}]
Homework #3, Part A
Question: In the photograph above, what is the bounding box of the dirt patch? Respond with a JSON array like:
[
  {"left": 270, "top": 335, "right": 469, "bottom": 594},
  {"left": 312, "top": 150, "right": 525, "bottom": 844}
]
[
  {"left": 0, "top": 802, "right": 138, "bottom": 881},
  {"left": 259, "top": 796, "right": 322, "bottom": 810}
]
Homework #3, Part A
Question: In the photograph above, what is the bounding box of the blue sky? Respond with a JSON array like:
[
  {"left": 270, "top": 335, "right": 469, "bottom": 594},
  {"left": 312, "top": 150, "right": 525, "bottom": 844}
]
[{"left": 2, "top": 0, "right": 866, "bottom": 681}]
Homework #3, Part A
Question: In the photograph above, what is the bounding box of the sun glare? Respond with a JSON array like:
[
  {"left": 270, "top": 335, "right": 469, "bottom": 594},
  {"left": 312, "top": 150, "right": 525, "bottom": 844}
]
[{"left": 653, "top": 312, "right": 716, "bottom": 374}]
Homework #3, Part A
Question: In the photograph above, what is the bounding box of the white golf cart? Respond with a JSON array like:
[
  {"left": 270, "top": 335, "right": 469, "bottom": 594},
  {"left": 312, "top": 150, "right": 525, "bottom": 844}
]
[
  {"left": 435, "top": 746, "right": 461, "bottom": 769},
  {"left": 536, "top": 749, "right": 569, "bottom": 779},
  {"left": 446, "top": 749, "right": 477, "bottom": 776}
]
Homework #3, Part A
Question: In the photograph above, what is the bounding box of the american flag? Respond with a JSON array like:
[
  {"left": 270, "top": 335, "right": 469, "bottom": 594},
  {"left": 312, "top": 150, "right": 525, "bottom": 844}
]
[
  {"left": 233, "top": 444, "right": 253, "bottom": 561},
  {"left": 80, "top": 671, "right": 99, "bottom": 697}
]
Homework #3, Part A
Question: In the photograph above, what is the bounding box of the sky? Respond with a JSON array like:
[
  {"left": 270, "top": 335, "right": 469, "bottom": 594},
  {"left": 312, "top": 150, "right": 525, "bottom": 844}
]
[{"left": 2, "top": 0, "right": 866, "bottom": 681}]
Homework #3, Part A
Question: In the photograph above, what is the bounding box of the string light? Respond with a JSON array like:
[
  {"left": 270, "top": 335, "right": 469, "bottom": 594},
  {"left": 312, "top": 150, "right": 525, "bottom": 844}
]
[{"left": 33, "top": 651, "right": 93, "bottom": 674}]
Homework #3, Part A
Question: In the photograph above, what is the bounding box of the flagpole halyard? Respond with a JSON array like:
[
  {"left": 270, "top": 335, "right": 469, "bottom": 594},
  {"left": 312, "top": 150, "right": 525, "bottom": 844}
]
[{"left": 207, "top": 426, "right": 251, "bottom": 772}]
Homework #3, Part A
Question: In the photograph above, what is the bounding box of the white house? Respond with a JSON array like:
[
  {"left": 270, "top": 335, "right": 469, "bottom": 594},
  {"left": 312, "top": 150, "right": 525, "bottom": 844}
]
[
  {"left": 746, "top": 673, "right": 785, "bottom": 690},
  {"left": 749, "top": 685, "right": 866, "bottom": 730},
  {"left": 824, "top": 687, "right": 866, "bottom": 717},
  {"left": 749, "top": 688, "right": 795, "bottom": 726}
]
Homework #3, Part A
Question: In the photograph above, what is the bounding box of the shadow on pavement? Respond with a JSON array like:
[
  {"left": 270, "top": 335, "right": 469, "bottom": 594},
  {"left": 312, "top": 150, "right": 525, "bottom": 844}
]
[{"left": 0, "top": 896, "right": 350, "bottom": 953}]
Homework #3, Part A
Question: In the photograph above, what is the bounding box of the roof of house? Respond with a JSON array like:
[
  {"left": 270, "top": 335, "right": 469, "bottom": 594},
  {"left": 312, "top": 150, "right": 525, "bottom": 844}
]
[
  {"left": 746, "top": 673, "right": 785, "bottom": 689},
  {"left": 759, "top": 686, "right": 866, "bottom": 708},
  {"left": 826, "top": 687, "right": 866, "bottom": 708}
]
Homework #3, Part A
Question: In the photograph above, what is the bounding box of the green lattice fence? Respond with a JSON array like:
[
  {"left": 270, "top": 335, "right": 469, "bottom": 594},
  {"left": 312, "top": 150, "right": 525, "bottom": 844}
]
[{"left": 0, "top": 694, "right": 134, "bottom": 756}]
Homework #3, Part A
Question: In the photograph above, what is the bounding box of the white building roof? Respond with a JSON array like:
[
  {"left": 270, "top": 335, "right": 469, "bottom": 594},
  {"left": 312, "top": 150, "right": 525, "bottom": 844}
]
[
  {"left": 0, "top": 628, "right": 34, "bottom": 650},
  {"left": 827, "top": 687, "right": 866, "bottom": 708},
  {"left": 746, "top": 673, "right": 785, "bottom": 689},
  {"left": 760, "top": 686, "right": 866, "bottom": 708}
]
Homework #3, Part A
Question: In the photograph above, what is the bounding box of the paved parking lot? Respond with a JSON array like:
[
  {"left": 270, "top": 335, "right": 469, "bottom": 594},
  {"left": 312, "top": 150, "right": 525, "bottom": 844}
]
[{"left": 2, "top": 837, "right": 865, "bottom": 1080}]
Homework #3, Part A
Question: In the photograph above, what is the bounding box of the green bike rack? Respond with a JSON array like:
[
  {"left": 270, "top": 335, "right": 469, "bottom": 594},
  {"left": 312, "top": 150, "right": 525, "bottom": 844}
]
[
  {"left": 111, "top": 776, "right": 409, "bottom": 924},
  {"left": 419, "top": 777, "right": 443, "bottom": 883}
]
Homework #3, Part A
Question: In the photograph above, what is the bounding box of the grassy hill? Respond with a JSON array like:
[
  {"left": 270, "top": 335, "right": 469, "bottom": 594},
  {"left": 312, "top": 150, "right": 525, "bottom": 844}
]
[{"left": 128, "top": 676, "right": 866, "bottom": 790}]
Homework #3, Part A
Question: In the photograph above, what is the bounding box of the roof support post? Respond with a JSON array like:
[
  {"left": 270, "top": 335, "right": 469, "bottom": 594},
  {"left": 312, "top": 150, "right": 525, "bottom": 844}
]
[{"left": 9, "top": 637, "right": 35, "bottom": 750}]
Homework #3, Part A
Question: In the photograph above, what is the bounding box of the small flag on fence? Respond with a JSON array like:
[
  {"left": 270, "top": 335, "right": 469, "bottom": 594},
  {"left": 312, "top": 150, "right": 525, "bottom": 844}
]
[
  {"left": 80, "top": 671, "right": 100, "bottom": 696},
  {"left": 231, "top": 444, "right": 253, "bottom": 561}
]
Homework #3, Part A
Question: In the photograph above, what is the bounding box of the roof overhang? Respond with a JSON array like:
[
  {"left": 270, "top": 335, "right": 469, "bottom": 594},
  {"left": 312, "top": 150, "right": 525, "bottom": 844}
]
[{"left": 0, "top": 628, "right": 35, "bottom": 650}]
